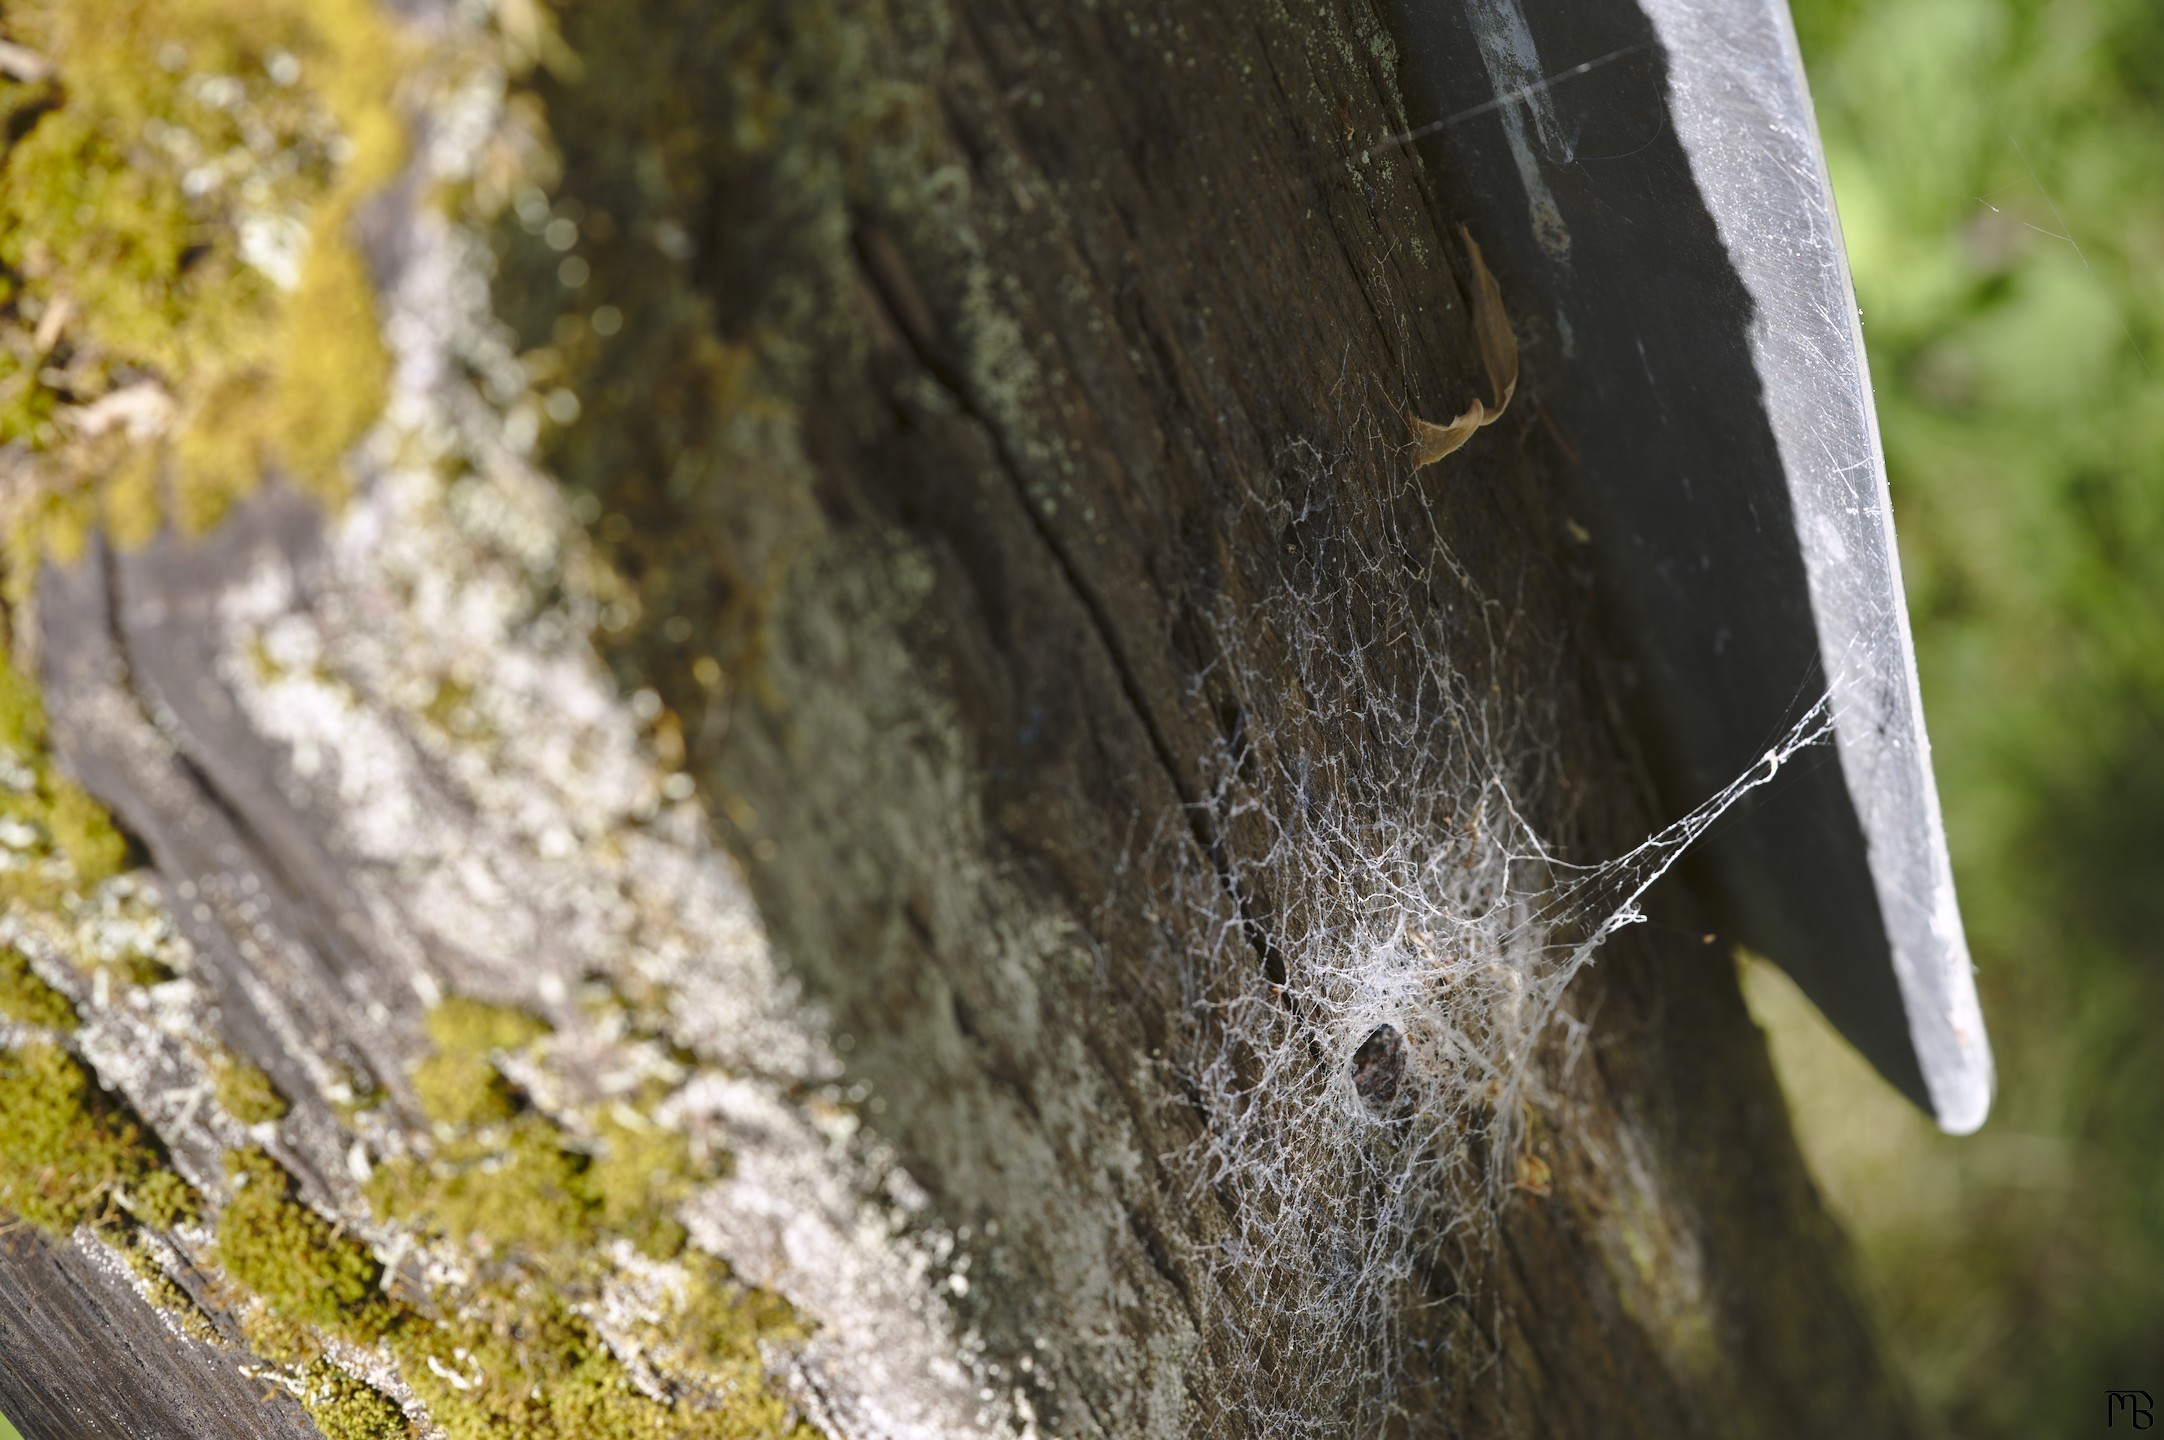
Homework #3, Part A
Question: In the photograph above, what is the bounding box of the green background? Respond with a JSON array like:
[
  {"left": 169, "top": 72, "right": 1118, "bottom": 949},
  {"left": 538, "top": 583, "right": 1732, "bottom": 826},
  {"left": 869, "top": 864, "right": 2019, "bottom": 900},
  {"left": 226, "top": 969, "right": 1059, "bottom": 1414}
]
[{"left": 1749, "top": 0, "right": 2164, "bottom": 1435}]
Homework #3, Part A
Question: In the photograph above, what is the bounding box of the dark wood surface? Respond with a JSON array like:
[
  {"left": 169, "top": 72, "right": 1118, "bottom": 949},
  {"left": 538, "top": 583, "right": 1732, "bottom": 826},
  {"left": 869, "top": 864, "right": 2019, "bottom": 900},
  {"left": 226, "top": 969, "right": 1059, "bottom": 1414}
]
[{"left": 0, "top": 1227, "right": 319, "bottom": 1440}]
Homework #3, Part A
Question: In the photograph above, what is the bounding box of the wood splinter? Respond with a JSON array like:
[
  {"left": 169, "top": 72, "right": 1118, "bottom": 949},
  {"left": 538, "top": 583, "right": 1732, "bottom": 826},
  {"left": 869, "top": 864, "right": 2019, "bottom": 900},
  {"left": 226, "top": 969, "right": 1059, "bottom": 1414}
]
[{"left": 1407, "top": 226, "right": 1519, "bottom": 467}]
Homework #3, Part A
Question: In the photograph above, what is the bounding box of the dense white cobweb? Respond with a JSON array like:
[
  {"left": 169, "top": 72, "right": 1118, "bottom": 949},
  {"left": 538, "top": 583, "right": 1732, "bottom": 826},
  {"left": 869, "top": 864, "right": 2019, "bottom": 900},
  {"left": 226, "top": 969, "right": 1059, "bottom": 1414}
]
[{"left": 1131, "top": 423, "right": 1831, "bottom": 1434}]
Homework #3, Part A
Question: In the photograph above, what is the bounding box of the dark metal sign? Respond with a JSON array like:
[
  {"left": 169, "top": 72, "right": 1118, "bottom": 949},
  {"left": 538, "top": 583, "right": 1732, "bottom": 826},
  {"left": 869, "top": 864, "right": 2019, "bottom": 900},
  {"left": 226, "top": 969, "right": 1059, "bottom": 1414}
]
[{"left": 1383, "top": 0, "right": 1994, "bottom": 1130}]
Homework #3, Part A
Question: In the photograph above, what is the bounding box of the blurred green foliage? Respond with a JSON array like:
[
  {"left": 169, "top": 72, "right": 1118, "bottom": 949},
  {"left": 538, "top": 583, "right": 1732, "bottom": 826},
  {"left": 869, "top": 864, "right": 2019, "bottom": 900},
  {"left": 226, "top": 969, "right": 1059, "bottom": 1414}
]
[{"left": 1767, "top": 0, "right": 2164, "bottom": 1433}]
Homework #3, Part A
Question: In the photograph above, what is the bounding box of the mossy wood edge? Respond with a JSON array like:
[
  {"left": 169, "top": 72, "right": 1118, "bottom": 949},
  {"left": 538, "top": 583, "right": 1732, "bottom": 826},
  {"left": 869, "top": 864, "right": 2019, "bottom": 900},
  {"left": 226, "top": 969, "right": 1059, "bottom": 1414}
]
[{"left": 0, "top": 1, "right": 824, "bottom": 1435}]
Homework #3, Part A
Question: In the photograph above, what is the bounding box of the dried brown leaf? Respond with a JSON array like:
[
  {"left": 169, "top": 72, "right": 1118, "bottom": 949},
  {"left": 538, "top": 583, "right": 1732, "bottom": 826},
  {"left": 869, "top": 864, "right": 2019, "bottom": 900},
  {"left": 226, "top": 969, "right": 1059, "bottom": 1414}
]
[
  {"left": 1409, "top": 403, "right": 1488, "bottom": 466},
  {"left": 1407, "top": 227, "right": 1519, "bottom": 469},
  {"left": 1463, "top": 225, "right": 1518, "bottom": 414}
]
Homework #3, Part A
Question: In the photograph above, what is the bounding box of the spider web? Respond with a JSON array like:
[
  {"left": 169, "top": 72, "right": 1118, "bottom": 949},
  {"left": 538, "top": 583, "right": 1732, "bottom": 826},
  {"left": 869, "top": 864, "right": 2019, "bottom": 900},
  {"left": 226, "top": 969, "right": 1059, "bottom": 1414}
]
[{"left": 1120, "top": 413, "right": 1831, "bottom": 1434}]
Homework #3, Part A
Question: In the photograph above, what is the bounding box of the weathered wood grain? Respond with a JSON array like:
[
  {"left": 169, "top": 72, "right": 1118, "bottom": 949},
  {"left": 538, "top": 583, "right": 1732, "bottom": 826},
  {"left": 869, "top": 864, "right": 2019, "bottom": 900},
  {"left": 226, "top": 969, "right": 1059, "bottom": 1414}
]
[{"left": 0, "top": 1226, "right": 320, "bottom": 1440}]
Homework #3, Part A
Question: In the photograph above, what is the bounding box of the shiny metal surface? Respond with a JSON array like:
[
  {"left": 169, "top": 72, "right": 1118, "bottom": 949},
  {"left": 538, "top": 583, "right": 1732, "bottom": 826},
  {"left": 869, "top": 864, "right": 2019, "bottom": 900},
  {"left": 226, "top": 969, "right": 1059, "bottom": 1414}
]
[{"left": 1385, "top": 0, "right": 1993, "bottom": 1130}]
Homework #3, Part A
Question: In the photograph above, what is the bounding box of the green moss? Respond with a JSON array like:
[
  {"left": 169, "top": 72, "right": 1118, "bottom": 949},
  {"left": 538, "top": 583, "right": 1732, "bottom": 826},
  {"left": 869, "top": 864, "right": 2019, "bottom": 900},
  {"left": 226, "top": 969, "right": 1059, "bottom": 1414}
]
[
  {"left": 0, "top": 946, "right": 76, "bottom": 1030},
  {"left": 0, "top": 644, "right": 135, "bottom": 902},
  {"left": 0, "top": 650, "right": 46, "bottom": 754},
  {"left": 298, "top": 1360, "right": 411, "bottom": 1440},
  {"left": 407, "top": 1048, "right": 506, "bottom": 1129},
  {"left": 656, "top": 1251, "right": 810, "bottom": 1411},
  {"left": 240, "top": 1299, "right": 326, "bottom": 1367},
  {"left": 0, "top": 0, "right": 403, "bottom": 570},
  {"left": 214, "top": 1147, "right": 394, "bottom": 1341},
  {"left": 409, "top": 997, "right": 550, "bottom": 1130},
  {"left": 362, "top": 994, "right": 813, "bottom": 1435},
  {"left": 45, "top": 779, "right": 128, "bottom": 883},
  {"left": 267, "top": 225, "right": 391, "bottom": 500},
  {"left": 0, "top": 1041, "right": 196, "bottom": 1232},
  {"left": 210, "top": 1048, "right": 289, "bottom": 1125},
  {"left": 398, "top": 1297, "right": 644, "bottom": 1440},
  {"left": 397, "top": 1274, "right": 812, "bottom": 1440},
  {"left": 374, "top": 1000, "right": 595, "bottom": 1255},
  {"left": 588, "top": 1115, "right": 692, "bottom": 1258},
  {"left": 241, "top": 1300, "right": 412, "bottom": 1437},
  {"left": 129, "top": 1165, "right": 195, "bottom": 1230},
  {"left": 372, "top": 1112, "right": 595, "bottom": 1256},
  {"left": 383, "top": 1000, "right": 709, "bottom": 1258},
  {"left": 116, "top": 1232, "right": 220, "bottom": 1343},
  {"left": 420, "top": 677, "right": 481, "bottom": 736},
  {"left": 425, "top": 996, "right": 553, "bottom": 1056}
]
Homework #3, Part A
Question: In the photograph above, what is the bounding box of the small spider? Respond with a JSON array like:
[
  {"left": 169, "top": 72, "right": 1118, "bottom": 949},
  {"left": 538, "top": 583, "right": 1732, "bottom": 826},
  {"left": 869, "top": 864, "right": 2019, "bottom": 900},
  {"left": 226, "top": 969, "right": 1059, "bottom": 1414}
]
[{"left": 1351, "top": 1023, "right": 1407, "bottom": 1108}]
